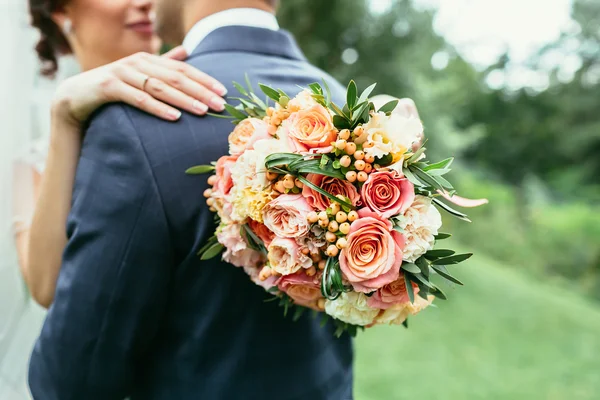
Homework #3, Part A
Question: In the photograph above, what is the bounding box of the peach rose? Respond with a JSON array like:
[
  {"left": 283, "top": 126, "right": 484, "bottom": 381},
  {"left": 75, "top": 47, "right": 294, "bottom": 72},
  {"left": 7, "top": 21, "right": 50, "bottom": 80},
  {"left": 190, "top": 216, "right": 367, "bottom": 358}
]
[
  {"left": 281, "top": 104, "right": 337, "bottom": 151},
  {"left": 277, "top": 272, "right": 322, "bottom": 310},
  {"left": 302, "top": 174, "right": 361, "bottom": 211},
  {"left": 213, "top": 155, "right": 237, "bottom": 197},
  {"left": 268, "top": 237, "right": 313, "bottom": 275},
  {"left": 229, "top": 118, "right": 273, "bottom": 156},
  {"left": 247, "top": 219, "right": 275, "bottom": 247},
  {"left": 339, "top": 208, "right": 405, "bottom": 293},
  {"left": 262, "top": 194, "right": 313, "bottom": 238},
  {"left": 367, "top": 278, "right": 419, "bottom": 309},
  {"left": 361, "top": 170, "right": 415, "bottom": 219}
]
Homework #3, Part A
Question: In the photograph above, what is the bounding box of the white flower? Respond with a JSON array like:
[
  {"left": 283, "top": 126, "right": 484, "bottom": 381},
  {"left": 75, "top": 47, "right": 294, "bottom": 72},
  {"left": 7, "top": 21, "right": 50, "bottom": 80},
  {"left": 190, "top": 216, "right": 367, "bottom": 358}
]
[
  {"left": 229, "top": 138, "right": 289, "bottom": 222},
  {"left": 325, "top": 292, "right": 379, "bottom": 326},
  {"left": 216, "top": 224, "right": 264, "bottom": 268},
  {"left": 362, "top": 112, "right": 423, "bottom": 160},
  {"left": 400, "top": 195, "right": 442, "bottom": 262},
  {"left": 287, "top": 89, "right": 319, "bottom": 110},
  {"left": 374, "top": 295, "right": 434, "bottom": 325}
]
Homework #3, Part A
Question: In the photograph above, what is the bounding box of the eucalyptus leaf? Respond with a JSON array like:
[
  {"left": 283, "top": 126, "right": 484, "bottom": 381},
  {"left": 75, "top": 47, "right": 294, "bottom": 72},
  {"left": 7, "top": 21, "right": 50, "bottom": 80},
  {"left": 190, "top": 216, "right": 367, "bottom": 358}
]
[
  {"left": 224, "top": 104, "right": 248, "bottom": 120},
  {"left": 377, "top": 99, "right": 399, "bottom": 114},
  {"left": 404, "top": 273, "right": 415, "bottom": 303},
  {"left": 259, "top": 84, "right": 281, "bottom": 101},
  {"left": 432, "top": 253, "right": 473, "bottom": 265},
  {"left": 200, "top": 242, "right": 224, "bottom": 260},
  {"left": 402, "top": 263, "right": 421, "bottom": 274},
  {"left": 185, "top": 165, "right": 215, "bottom": 175},
  {"left": 333, "top": 115, "right": 351, "bottom": 130},
  {"left": 423, "top": 157, "right": 454, "bottom": 171},
  {"left": 425, "top": 249, "right": 456, "bottom": 259},
  {"left": 415, "top": 256, "right": 430, "bottom": 278},
  {"left": 435, "top": 233, "right": 452, "bottom": 240},
  {"left": 233, "top": 82, "right": 248, "bottom": 96},
  {"left": 432, "top": 198, "right": 472, "bottom": 222},
  {"left": 431, "top": 265, "right": 464, "bottom": 285}
]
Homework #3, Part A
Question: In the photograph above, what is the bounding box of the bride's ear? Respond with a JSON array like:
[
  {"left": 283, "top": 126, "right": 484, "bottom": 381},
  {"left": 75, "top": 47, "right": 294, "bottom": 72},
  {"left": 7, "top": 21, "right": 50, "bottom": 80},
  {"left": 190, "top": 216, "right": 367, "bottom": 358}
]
[{"left": 50, "top": 7, "right": 73, "bottom": 36}]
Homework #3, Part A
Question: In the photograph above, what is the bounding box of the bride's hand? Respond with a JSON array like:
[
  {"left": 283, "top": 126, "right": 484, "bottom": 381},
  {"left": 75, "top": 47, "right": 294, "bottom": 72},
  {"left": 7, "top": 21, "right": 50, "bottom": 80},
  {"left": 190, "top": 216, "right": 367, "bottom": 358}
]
[{"left": 52, "top": 46, "right": 228, "bottom": 125}]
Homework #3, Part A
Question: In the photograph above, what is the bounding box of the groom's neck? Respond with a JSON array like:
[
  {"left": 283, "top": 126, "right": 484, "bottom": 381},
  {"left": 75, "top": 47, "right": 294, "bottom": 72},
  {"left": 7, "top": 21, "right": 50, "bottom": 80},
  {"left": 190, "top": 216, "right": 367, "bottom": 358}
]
[{"left": 182, "top": 0, "right": 277, "bottom": 39}]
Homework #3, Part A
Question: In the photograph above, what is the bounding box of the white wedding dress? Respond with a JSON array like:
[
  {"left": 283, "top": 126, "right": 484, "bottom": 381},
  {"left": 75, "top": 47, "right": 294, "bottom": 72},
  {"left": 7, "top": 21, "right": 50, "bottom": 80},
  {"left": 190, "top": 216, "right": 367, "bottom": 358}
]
[{"left": 0, "top": 1, "right": 78, "bottom": 398}]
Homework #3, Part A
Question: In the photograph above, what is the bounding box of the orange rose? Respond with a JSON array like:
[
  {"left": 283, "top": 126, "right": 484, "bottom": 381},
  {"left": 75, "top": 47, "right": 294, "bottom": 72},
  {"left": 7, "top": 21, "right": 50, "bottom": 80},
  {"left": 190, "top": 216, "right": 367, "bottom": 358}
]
[
  {"left": 302, "top": 174, "right": 361, "bottom": 211},
  {"left": 339, "top": 208, "right": 405, "bottom": 293},
  {"left": 228, "top": 118, "right": 273, "bottom": 156},
  {"left": 281, "top": 104, "right": 337, "bottom": 150},
  {"left": 247, "top": 219, "right": 275, "bottom": 247}
]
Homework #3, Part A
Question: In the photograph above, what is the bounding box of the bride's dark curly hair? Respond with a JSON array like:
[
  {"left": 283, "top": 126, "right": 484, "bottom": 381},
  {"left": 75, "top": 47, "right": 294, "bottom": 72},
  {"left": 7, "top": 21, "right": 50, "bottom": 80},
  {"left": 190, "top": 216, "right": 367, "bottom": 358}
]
[{"left": 29, "top": 0, "right": 72, "bottom": 77}]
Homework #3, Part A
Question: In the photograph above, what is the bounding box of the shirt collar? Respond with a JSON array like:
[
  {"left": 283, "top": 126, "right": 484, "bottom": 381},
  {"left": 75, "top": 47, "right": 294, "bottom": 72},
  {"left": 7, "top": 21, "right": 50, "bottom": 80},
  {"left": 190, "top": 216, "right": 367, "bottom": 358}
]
[{"left": 182, "top": 8, "right": 279, "bottom": 55}]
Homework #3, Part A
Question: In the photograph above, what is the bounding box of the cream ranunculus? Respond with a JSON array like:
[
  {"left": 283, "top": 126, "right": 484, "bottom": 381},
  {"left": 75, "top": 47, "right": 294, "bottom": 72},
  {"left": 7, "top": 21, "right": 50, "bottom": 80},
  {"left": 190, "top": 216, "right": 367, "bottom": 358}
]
[
  {"left": 400, "top": 195, "right": 442, "bottom": 262},
  {"left": 374, "top": 295, "right": 434, "bottom": 325},
  {"left": 325, "top": 292, "right": 379, "bottom": 326},
  {"left": 262, "top": 194, "right": 313, "bottom": 238},
  {"left": 228, "top": 138, "right": 289, "bottom": 223},
  {"left": 362, "top": 111, "right": 423, "bottom": 161}
]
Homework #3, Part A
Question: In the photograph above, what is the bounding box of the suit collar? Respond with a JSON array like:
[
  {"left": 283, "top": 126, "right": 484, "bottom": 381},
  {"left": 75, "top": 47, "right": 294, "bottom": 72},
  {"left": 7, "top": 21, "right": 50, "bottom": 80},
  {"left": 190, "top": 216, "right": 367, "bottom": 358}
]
[{"left": 189, "top": 25, "right": 307, "bottom": 62}]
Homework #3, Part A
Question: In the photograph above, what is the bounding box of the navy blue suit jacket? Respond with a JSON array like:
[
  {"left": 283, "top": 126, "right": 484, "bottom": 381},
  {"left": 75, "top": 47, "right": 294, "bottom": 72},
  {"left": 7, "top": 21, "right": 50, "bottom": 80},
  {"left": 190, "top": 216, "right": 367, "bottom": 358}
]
[{"left": 28, "top": 26, "right": 353, "bottom": 400}]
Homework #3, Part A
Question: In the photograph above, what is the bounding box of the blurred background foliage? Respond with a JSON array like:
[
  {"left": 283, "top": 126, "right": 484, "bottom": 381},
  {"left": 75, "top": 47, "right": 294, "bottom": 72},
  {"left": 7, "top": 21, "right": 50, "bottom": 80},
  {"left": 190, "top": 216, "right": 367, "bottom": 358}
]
[{"left": 279, "top": 0, "right": 600, "bottom": 398}]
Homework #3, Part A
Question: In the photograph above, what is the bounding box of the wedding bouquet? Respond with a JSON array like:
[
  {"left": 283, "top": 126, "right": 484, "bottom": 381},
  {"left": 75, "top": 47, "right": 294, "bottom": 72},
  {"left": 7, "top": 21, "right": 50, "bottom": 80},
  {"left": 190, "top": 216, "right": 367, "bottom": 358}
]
[{"left": 187, "top": 79, "right": 484, "bottom": 336}]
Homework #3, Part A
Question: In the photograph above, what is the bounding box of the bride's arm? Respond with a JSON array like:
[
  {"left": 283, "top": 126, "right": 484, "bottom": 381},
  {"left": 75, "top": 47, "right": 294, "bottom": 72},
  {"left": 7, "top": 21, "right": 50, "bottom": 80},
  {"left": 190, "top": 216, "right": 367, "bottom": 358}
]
[{"left": 23, "top": 47, "right": 227, "bottom": 308}]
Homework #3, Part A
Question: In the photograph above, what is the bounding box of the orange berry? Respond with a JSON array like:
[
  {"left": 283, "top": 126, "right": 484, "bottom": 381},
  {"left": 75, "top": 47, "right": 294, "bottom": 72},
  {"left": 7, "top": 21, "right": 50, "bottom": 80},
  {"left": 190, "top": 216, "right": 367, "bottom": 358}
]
[
  {"left": 357, "top": 171, "right": 368, "bottom": 182},
  {"left": 339, "top": 129, "right": 351, "bottom": 141},
  {"left": 207, "top": 175, "right": 218, "bottom": 186},
  {"left": 336, "top": 211, "right": 348, "bottom": 223},
  {"left": 354, "top": 150, "right": 365, "bottom": 160},
  {"left": 364, "top": 154, "right": 375, "bottom": 163},
  {"left": 355, "top": 160, "right": 366, "bottom": 171},
  {"left": 340, "top": 155, "right": 352, "bottom": 168},
  {"left": 345, "top": 142, "right": 357, "bottom": 155},
  {"left": 339, "top": 222, "right": 351, "bottom": 235},
  {"left": 346, "top": 171, "right": 357, "bottom": 182},
  {"left": 326, "top": 245, "right": 339, "bottom": 257},
  {"left": 348, "top": 211, "right": 359, "bottom": 222}
]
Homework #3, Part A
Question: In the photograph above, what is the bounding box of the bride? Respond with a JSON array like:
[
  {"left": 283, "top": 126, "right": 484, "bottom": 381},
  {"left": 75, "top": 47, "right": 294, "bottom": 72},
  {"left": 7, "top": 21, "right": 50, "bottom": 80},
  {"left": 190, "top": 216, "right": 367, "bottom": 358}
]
[{"left": 13, "top": 0, "right": 228, "bottom": 309}]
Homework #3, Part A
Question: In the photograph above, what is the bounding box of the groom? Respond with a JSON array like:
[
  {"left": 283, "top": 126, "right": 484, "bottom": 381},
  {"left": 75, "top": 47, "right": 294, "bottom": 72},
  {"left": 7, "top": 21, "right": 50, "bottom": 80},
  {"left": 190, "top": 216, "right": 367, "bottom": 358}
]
[{"left": 28, "top": 1, "right": 354, "bottom": 399}]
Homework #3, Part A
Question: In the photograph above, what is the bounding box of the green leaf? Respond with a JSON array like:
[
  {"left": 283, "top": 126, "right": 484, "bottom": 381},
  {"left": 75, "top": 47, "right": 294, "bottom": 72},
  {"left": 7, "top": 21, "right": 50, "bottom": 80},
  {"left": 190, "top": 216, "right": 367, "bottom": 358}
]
[
  {"left": 333, "top": 115, "right": 351, "bottom": 130},
  {"left": 426, "top": 168, "right": 451, "bottom": 176},
  {"left": 402, "top": 167, "right": 422, "bottom": 186},
  {"left": 308, "top": 82, "right": 323, "bottom": 95},
  {"left": 259, "top": 83, "right": 281, "bottom": 102},
  {"left": 402, "top": 319, "right": 409, "bottom": 328},
  {"left": 233, "top": 81, "right": 248, "bottom": 96},
  {"left": 423, "top": 157, "right": 454, "bottom": 171},
  {"left": 351, "top": 102, "right": 370, "bottom": 126},
  {"left": 249, "top": 93, "right": 268, "bottom": 110},
  {"left": 296, "top": 166, "right": 346, "bottom": 180},
  {"left": 358, "top": 83, "right": 377, "bottom": 104},
  {"left": 321, "top": 79, "right": 332, "bottom": 105},
  {"left": 432, "top": 198, "right": 472, "bottom": 222},
  {"left": 224, "top": 104, "right": 248, "bottom": 120},
  {"left": 330, "top": 102, "right": 347, "bottom": 118},
  {"left": 415, "top": 256, "right": 430, "bottom": 278},
  {"left": 200, "top": 242, "right": 224, "bottom": 260},
  {"left": 347, "top": 80, "right": 358, "bottom": 109},
  {"left": 431, "top": 265, "right": 464, "bottom": 285},
  {"left": 265, "top": 153, "right": 303, "bottom": 169},
  {"left": 425, "top": 249, "right": 456, "bottom": 259},
  {"left": 432, "top": 253, "right": 473, "bottom": 265},
  {"left": 287, "top": 157, "right": 320, "bottom": 172},
  {"left": 185, "top": 165, "right": 215, "bottom": 175},
  {"left": 406, "top": 147, "right": 427, "bottom": 164},
  {"left": 430, "top": 284, "right": 447, "bottom": 300},
  {"left": 377, "top": 99, "right": 399, "bottom": 114},
  {"left": 292, "top": 306, "right": 305, "bottom": 322},
  {"left": 408, "top": 271, "right": 435, "bottom": 289},
  {"left": 244, "top": 73, "right": 253, "bottom": 92},
  {"left": 435, "top": 233, "right": 452, "bottom": 240},
  {"left": 404, "top": 273, "right": 415, "bottom": 303},
  {"left": 411, "top": 166, "right": 445, "bottom": 191},
  {"left": 435, "top": 175, "right": 454, "bottom": 190},
  {"left": 402, "top": 263, "right": 421, "bottom": 274},
  {"left": 206, "top": 112, "right": 236, "bottom": 120}
]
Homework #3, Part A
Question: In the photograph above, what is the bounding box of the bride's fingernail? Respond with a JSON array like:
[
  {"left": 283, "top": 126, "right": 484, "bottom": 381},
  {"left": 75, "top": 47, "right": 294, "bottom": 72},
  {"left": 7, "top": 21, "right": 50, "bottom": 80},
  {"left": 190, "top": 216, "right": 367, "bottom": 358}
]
[
  {"left": 168, "top": 109, "right": 182, "bottom": 120},
  {"left": 193, "top": 100, "right": 208, "bottom": 113},
  {"left": 213, "top": 83, "right": 228, "bottom": 96},
  {"left": 210, "top": 97, "right": 226, "bottom": 112}
]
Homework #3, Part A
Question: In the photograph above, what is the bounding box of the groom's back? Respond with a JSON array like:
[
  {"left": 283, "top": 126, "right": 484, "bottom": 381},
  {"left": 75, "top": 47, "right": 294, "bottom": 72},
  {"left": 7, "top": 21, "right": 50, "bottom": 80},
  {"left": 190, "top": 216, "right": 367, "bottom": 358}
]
[{"left": 120, "top": 27, "right": 352, "bottom": 399}]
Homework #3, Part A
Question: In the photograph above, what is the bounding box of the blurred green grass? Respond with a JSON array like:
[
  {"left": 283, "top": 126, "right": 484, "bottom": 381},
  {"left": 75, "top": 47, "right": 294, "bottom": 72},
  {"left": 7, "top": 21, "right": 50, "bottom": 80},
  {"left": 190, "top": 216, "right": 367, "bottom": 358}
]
[{"left": 354, "top": 253, "right": 600, "bottom": 400}]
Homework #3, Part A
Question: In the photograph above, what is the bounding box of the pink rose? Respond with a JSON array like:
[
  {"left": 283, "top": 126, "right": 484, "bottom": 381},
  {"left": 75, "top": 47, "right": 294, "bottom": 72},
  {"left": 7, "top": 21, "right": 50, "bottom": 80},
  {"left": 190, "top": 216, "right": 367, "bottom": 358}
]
[
  {"left": 339, "top": 208, "right": 405, "bottom": 293},
  {"left": 277, "top": 272, "right": 323, "bottom": 310},
  {"left": 361, "top": 170, "right": 415, "bottom": 219},
  {"left": 262, "top": 194, "right": 313, "bottom": 238},
  {"left": 281, "top": 104, "right": 337, "bottom": 151},
  {"left": 217, "top": 224, "right": 264, "bottom": 268},
  {"left": 302, "top": 174, "right": 361, "bottom": 211},
  {"left": 367, "top": 278, "right": 419, "bottom": 309},
  {"left": 267, "top": 237, "right": 313, "bottom": 276},
  {"left": 228, "top": 118, "right": 273, "bottom": 156},
  {"left": 213, "top": 155, "right": 237, "bottom": 197},
  {"left": 247, "top": 219, "right": 275, "bottom": 247}
]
